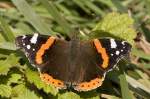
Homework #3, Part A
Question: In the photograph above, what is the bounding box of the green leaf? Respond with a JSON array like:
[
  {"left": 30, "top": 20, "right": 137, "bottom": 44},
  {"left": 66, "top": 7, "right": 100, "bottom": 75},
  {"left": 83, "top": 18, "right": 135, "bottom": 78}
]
[
  {"left": 16, "top": 22, "right": 33, "bottom": 34},
  {"left": 96, "top": 0, "right": 117, "bottom": 11},
  {"left": 111, "top": 0, "right": 127, "bottom": 12},
  {"left": 0, "top": 42, "right": 16, "bottom": 50},
  {"left": 25, "top": 67, "right": 58, "bottom": 96},
  {"left": 92, "top": 12, "right": 136, "bottom": 45},
  {"left": 126, "top": 75, "right": 150, "bottom": 97},
  {"left": 12, "top": 0, "right": 54, "bottom": 35},
  {"left": 73, "top": 0, "right": 91, "bottom": 14},
  {"left": 0, "top": 54, "right": 20, "bottom": 75},
  {"left": 83, "top": 0, "right": 105, "bottom": 16},
  {"left": 0, "top": 61, "right": 12, "bottom": 75},
  {"left": 80, "top": 91, "right": 100, "bottom": 99},
  {"left": 141, "top": 63, "right": 150, "bottom": 69},
  {"left": 12, "top": 84, "right": 26, "bottom": 97},
  {"left": 58, "top": 92, "right": 80, "bottom": 99},
  {"left": 132, "top": 48, "right": 150, "bottom": 60},
  {"left": 0, "top": 15, "right": 15, "bottom": 42},
  {"left": 38, "top": 0, "right": 72, "bottom": 35},
  {"left": 0, "top": 84, "right": 11, "bottom": 98},
  {"left": 7, "top": 74, "right": 22, "bottom": 85},
  {"left": 0, "top": 33, "right": 5, "bottom": 42},
  {"left": 12, "top": 85, "right": 41, "bottom": 99},
  {"left": 58, "top": 91, "right": 99, "bottom": 99},
  {"left": 135, "top": 70, "right": 150, "bottom": 89},
  {"left": 119, "top": 65, "right": 133, "bottom": 99},
  {"left": 6, "top": 54, "right": 20, "bottom": 66}
]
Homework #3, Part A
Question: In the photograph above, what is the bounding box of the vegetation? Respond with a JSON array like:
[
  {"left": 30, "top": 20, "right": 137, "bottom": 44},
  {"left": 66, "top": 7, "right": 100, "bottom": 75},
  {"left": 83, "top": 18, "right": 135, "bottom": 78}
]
[{"left": 0, "top": 0, "right": 150, "bottom": 99}]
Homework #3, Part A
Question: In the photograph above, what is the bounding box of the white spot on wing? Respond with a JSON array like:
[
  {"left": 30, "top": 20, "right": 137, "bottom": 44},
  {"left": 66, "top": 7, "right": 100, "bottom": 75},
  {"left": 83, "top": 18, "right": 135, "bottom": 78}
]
[
  {"left": 110, "top": 39, "right": 117, "bottom": 48},
  {"left": 27, "top": 45, "right": 31, "bottom": 49},
  {"left": 33, "top": 49, "right": 35, "bottom": 51},
  {"left": 30, "top": 33, "right": 38, "bottom": 44},
  {"left": 116, "top": 51, "right": 120, "bottom": 55},
  {"left": 121, "top": 50, "right": 123, "bottom": 52},
  {"left": 23, "top": 43, "right": 25, "bottom": 46},
  {"left": 111, "top": 54, "right": 113, "bottom": 56}
]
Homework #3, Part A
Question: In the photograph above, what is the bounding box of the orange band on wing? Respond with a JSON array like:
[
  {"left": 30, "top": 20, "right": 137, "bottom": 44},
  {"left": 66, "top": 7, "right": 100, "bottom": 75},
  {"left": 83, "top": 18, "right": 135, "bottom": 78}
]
[
  {"left": 93, "top": 39, "right": 109, "bottom": 69},
  {"left": 36, "top": 37, "right": 55, "bottom": 64},
  {"left": 40, "top": 73, "right": 66, "bottom": 89},
  {"left": 74, "top": 77, "right": 104, "bottom": 91}
]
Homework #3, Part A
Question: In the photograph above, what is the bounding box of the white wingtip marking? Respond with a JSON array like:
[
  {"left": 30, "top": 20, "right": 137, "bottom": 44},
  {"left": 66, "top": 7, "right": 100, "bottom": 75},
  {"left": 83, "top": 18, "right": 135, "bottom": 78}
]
[
  {"left": 30, "top": 33, "right": 38, "bottom": 44},
  {"left": 110, "top": 39, "right": 117, "bottom": 48},
  {"left": 22, "top": 35, "right": 26, "bottom": 39}
]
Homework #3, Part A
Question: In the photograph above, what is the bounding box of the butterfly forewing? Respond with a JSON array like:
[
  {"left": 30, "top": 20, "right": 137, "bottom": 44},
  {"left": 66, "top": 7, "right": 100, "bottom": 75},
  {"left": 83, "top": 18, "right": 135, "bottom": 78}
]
[
  {"left": 94, "top": 38, "right": 132, "bottom": 71},
  {"left": 16, "top": 34, "right": 50, "bottom": 66}
]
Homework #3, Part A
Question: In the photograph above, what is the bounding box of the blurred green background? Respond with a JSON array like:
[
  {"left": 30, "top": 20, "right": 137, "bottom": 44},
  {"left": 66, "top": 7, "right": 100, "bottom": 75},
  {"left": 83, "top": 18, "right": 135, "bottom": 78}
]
[{"left": 0, "top": 0, "right": 150, "bottom": 99}]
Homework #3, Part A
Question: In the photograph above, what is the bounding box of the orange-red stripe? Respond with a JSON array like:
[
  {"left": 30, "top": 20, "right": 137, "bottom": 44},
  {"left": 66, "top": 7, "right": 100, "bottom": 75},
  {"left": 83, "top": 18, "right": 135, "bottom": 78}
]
[
  {"left": 75, "top": 77, "right": 104, "bottom": 91},
  {"left": 36, "top": 37, "right": 55, "bottom": 64},
  {"left": 93, "top": 39, "right": 109, "bottom": 69},
  {"left": 40, "top": 73, "right": 65, "bottom": 89}
]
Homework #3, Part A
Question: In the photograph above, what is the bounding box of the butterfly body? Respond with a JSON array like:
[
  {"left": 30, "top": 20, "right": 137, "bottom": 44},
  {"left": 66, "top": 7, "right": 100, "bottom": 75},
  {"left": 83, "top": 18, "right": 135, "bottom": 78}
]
[{"left": 16, "top": 33, "right": 131, "bottom": 91}]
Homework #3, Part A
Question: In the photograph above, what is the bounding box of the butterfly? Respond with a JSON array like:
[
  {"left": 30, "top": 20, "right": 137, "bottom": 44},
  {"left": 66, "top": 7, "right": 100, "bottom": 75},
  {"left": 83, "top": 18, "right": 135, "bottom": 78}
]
[{"left": 16, "top": 33, "right": 131, "bottom": 91}]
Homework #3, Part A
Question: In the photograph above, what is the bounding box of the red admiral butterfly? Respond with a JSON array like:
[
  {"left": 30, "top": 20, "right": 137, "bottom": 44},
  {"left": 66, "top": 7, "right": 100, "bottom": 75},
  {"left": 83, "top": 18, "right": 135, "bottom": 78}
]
[{"left": 16, "top": 33, "right": 131, "bottom": 91}]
